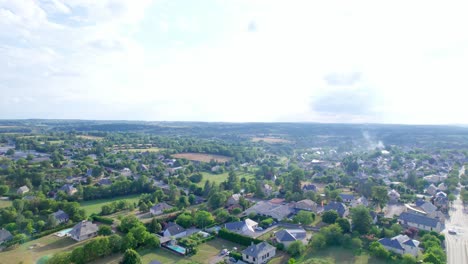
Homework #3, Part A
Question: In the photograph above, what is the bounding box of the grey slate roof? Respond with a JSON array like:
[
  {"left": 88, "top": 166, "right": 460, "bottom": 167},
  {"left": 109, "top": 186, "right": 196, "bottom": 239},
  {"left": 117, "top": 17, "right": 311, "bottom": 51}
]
[
  {"left": 403, "top": 239, "right": 417, "bottom": 247},
  {"left": 164, "top": 222, "right": 185, "bottom": 236},
  {"left": 53, "top": 210, "right": 69, "bottom": 222},
  {"left": 275, "top": 229, "right": 306, "bottom": 242},
  {"left": 69, "top": 221, "right": 98, "bottom": 238},
  {"left": 0, "top": 229, "right": 13, "bottom": 243},
  {"left": 339, "top": 193, "right": 355, "bottom": 201},
  {"left": 378, "top": 237, "right": 404, "bottom": 250},
  {"left": 399, "top": 212, "right": 440, "bottom": 228},
  {"left": 242, "top": 242, "right": 275, "bottom": 257},
  {"left": 324, "top": 202, "right": 347, "bottom": 217}
]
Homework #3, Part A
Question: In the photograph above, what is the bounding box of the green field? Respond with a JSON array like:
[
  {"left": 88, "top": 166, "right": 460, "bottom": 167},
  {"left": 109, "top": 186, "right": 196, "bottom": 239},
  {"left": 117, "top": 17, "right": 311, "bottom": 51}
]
[
  {"left": 0, "top": 199, "right": 12, "bottom": 208},
  {"left": 124, "top": 147, "right": 162, "bottom": 152},
  {"left": 297, "top": 247, "right": 388, "bottom": 264},
  {"left": 196, "top": 171, "right": 255, "bottom": 187},
  {"left": 80, "top": 194, "right": 141, "bottom": 215},
  {"left": 0, "top": 233, "right": 87, "bottom": 264}
]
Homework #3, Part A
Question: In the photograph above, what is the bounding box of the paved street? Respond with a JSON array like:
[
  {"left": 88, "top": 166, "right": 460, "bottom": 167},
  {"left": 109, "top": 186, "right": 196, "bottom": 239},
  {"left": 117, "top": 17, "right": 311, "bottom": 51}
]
[{"left": 444, "top": 166, "right": 468, "bottom": 264}]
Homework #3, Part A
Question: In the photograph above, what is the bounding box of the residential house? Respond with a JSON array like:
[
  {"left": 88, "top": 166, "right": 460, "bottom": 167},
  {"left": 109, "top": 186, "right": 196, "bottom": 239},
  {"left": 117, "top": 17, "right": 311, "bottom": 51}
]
[
  {"left": 388, "top": 189, "right": 401, "bottom": 202},
  {"left": 225, "top": 219, "right": 258, "bottom": 237},
  {"left": 324, "top": 201, "right": 348, "bottom": 218},
  {"left": 163, "top": 223, "right": 186, "bottom": 239},
  {"left": 437, "top": 183, "right": 447, "bottom": 192},
  {"left": 17, "top": 186, "right": 29, "bottom": 195},
  {"left": 120, "top": 168, "right": 132, "bottom": 177},
  {"left": 398, "top": 212, "right": 444, "bottom": 232},
  {"left": 302, "top": 184, "right": 317, "bottom": 192},
  {"left": 294, "top": 199, "right": 318, "bottom": 212},
  {"left": 69, "top": 221, "right": 98, "bottom": 241},
  {"left": 243, "top": 201, "right": 295, "bottom": 221},
  {"left": 53, "top": 210, "right": 69, "bottom": 224},
  {"left": 433, "top": 191, "right": 449, "bottom": 211},
  {"left": 274, "top": 229, "right": 307, "bottom": 247},
  {"left": 370, "top": 211, "right": 378, "bottom": 224},
  {"left": 98, "top": 178, "right": 112, "bottom": 186},
  {"left": 227, "top": 194, "right": 242, "bottom": 206},
  {"left": 59, "top": 184, "right": 77, "bottom": 195},
  {"left": 415, "top": 199, "right": 437, "bottom": 214},
  {"left": 339, "top": 193, "right": 355, "bottom": 203},
  {"left": 0, "top": 229, "right": 13, "bottom": 245},
  {"left": 378, "top": 234, "right": 420, "bottom": 257},
  {"left": 351, "top": 196, "right": 369, "bottom": 208},
  {"left": 425, "top": 184, "right": 438, "bottom": 196},
  {"left": 140, "top": 164, "right": 149, "bottom": 171},
  {"left": 150, "top": 202, "right": 173, "bottom": 216},
  {"left": 242, "top": 242, "right": 276, "bottom": 264}
]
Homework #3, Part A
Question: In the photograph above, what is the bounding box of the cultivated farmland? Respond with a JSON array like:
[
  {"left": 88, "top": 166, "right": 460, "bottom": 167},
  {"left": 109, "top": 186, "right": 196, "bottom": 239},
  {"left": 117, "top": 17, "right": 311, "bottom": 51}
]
[{"left": 173, "top": 153, "right": 232, "bottom": 162}]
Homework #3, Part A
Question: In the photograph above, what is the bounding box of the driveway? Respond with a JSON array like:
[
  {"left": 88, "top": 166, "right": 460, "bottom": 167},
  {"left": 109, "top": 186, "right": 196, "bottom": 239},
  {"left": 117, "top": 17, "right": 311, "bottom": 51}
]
[{"left": 445, "top": 165, "right": 468, "bottom": 264}]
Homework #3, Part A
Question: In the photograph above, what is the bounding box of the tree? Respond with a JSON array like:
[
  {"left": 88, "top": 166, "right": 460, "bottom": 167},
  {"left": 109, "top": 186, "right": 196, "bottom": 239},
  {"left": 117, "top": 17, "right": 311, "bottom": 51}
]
[
  {"left": 0, "top": 185, "right": 9, "bottom": 196},
  {"left": 371, "top": 186, "right": 389, "bottom": 209},
  {"left": 121, "top": 249, "right": 142, "bottom": 264},
  {"left": 109, "top": 234, "right": 123, "bottom": 253},
  {"left": 48, "top": 252, "right": 72, "bottom": 264},
  {"left": 310, "top": 233, "right": 326, "bottom": 249},
  {"left": 98, "top": 225, "right": 113, "bottom": 236},
  {"left": 47, "top": 214, "right": 58, "bottom": 228},
  {"left": 336, "top": 218, "right": 350, "bottom": 233},
  {"left": 369, "top": 241, "right": 390, "bottom": 259},
  {"left": 178, "top": 196, "right": 190, "bottom": 208},
  {"left": 208, "top": 192, "right": 227, "bottom": 209},
  {"left": 320, "top": 224, "right": 343, "bottom": 246},
  {"left": 6, "top": 149, "right": 14, "bottom": 156},
  {"left": 401, "top": 254, "right": 417, "bottom": 264},
  {"left": 123, "top": 232, "right": 137, "bottom": 250},
  {"left": 351, "top": 205, "right": 372, "bottom": 235},
  {"left": 139, "top": 203, "right": 149, "bottom": 213},
  {"left": 194, "top": 210, "right": 214, "bottom": 228},
  {"left": 148, "top": 218, "right": 162, "bottom": 233},
  {"left": 120, "top": 215, "right": 141, "bottom": 233},
  {"left": 322, "top": 210, "right": 338, "bottom": 224},
  {"left": 293, "top": 211, "right": 314, "bottom": 225},
  {"left": 287, "top": 241, "right": 305, "bottom": 257},
  {"left": 176, "top": 213, "right": 194, "bottom": 228}
]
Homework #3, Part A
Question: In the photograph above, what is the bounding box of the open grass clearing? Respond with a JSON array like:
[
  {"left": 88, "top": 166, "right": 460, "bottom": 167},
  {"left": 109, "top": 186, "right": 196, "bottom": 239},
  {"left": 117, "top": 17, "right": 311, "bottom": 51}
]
[
  {"left": 80, "top": 194, "right": 140, "bottom": 215},
  {"left": 173, "top": 153, "right": 232, "bottom": 163},
  {"left": 124, "top": 147, "right": 162, "bottom": 153},
  {"left": 298, "top": 247, "right": 388, "bottom": 264},
  {"left": 0, "top": 233, "right": 87, "bottom": 264},
  {"left": 0, "top": 198, "right": 12, "bottom": 208},
  {"left": 251, "top": 137, "right": 291, "bottom": 143},
  {"left": 76, "top": 135, "right": 104, "bottom": 141},
  {"left": 196, "top": 171, "right": 255, "bottom": 187}
]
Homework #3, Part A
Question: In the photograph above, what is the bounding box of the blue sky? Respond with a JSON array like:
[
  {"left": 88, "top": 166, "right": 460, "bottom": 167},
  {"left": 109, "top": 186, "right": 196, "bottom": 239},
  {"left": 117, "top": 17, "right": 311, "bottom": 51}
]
[{"left": 1, "top": 0, "right": 468, "bottom": 124}]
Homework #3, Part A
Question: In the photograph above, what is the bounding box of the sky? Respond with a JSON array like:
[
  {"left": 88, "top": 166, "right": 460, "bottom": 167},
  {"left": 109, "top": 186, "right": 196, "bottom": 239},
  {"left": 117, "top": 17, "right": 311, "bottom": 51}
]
[{"left": 1, "top": 0, "right": 468, "bottom": 124}]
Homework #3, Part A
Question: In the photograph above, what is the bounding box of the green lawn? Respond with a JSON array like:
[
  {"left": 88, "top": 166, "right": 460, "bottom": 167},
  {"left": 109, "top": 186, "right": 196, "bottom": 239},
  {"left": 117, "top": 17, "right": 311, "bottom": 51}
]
[
  {"left": 125, "top": 147, "right": 162, "bottom": 152},
  {"left": 0, "top": 199, "right": 12, "bottom": 208},
  {"left": 196, "top": 172, "right": 255, "bottom": 187},
  {"left": 298, "top": 247, "right": 388, "bottom": 264},
  {"left": 91, "top": 238, "right": 245, "bottom": 264},
  {"left": 80, "top": 194, "right": 141, "bottom": 215},
  {"left": 0, "top": 232, "right": 87, "bottom": 264}
]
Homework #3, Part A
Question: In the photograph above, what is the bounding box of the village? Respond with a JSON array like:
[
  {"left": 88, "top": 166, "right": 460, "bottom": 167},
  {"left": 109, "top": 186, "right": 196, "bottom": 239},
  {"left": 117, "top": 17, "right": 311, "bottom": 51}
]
[{"left": 0, "top": 122, "right": 467, "bottom": 264}]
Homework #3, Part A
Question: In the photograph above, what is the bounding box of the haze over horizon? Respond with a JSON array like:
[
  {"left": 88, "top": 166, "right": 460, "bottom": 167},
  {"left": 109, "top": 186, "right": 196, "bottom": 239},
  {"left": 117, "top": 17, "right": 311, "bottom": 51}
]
[{"left": 1, "top": 0, "right": 468, "bottom": 124}]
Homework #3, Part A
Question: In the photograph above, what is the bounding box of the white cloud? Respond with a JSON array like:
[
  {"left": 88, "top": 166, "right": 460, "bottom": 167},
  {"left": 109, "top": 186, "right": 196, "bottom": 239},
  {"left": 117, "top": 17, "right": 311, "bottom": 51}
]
[{"left": 0, "top": 0, "right": 468, "bottom": 123}]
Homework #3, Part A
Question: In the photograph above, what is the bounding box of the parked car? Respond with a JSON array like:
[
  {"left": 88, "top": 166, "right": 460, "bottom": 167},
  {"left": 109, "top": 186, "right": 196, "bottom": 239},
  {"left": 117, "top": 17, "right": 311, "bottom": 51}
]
[{"left": 448, "top": 229, "right": 457, "bottom": 235}]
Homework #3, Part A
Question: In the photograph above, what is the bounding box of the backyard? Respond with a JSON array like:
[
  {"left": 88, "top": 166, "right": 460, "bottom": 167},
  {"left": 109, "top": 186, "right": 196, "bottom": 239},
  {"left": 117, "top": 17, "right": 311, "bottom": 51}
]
[
  {"left": 0, "top": 232, "right": 86, "bottom": 264},
  {"left": 91, "top": 238, "right": 245, "bottom": 264},
  {"left": 0, "top": 198, "right": 12, "bottom": 208},
  {"left": 80, "top": 194, "right": 140, "bottom": 215}
]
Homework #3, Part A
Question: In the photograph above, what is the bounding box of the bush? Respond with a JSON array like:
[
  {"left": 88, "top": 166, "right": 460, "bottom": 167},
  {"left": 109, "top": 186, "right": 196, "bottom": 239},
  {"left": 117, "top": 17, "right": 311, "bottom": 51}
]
[
  {"left": 229, "top": 251, "right": 242, "bottom": 260},
  {"left": 287, "top": 241, "right": 305, "bottom": 257},
  {"left": 91, "top": 215, "right": 114, "bottom": 225},
  {"left": 218, "top": 228, "right": 262, "bottom": 246}
]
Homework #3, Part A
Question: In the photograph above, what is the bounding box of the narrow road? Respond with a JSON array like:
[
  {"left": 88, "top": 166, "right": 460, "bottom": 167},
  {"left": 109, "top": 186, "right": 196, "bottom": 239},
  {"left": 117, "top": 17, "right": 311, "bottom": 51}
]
[{"left": 444, "top": 165, "right": 468, "bottom": 264}]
